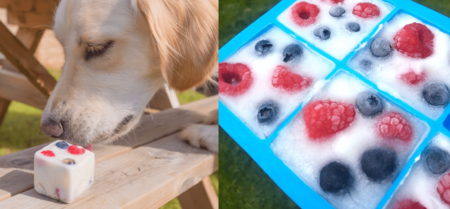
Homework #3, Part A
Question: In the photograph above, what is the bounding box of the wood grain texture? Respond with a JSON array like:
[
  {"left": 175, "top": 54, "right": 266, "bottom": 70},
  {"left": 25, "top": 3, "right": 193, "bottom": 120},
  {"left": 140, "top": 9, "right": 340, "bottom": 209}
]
[
  {"left": 0, "top": 0, "right": 7, "bottom": 8},
  {"left": 0, "top": 133, "right": 217, "bottom": 209},
  {"left": 0, "top": 97, "right": 217, "bottom": 202},
  {"left": 0, "top": 69, "right": 48, "bottom": 109},
  {"left": 34, "top": 0, "right": 59, "bottom": 14},
  {"left": 7, "top": 0, "right": 33, "bottom": 12},
  {"left": 0, "top": 21, "right": 56, "bottom": 96},
  {"left": 7, "top": 10, "right": 53, "bottom": 28},
  {"left": 16, "top": 27, "right": 44, "bottom": 54},
  {"left": 178, "top": 178, "right": 219, "bottom": 209}
]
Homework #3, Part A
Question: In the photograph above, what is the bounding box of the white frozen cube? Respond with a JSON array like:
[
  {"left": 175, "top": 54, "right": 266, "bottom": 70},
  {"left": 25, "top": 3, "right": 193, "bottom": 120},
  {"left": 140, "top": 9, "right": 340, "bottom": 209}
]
[{"left": 34, "top": 140, "right": 95, "bottom": 203}]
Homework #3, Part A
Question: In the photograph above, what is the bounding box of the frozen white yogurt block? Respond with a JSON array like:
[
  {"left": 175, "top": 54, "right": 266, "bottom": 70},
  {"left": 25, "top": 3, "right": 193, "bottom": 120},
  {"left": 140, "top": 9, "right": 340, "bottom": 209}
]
[{"left": 34, "top": 140, "right": 95, "bottom": 203}]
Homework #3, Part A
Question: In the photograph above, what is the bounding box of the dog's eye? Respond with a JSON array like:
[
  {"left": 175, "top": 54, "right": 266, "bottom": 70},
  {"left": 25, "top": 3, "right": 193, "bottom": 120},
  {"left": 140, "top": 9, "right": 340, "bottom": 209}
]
[{"left": 84, "top": 41, "right": 114, "bottom": 61}]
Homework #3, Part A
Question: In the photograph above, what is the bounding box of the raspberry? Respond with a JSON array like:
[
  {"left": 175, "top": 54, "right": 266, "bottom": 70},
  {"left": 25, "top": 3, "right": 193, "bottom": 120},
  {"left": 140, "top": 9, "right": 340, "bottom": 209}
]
[
  {"left": 393, "top": 23, "right": 434, "bottom": 59},
  {"left": 438, "top": 172, "right": 450, "bottom": 206},
  {"left": 219, "top": 63, "right": 252, "bottom": 96},
  {"left": 291, "top": 2, "right": 320, "bottom": 27},
  {"left": 352, "top": 3, "right": 380, "bottom": 18},
  {"left": 303, "top": 100, "right": 356, "bottom": 140},
  {"left": 377, "top": 112, "right": 413, "bottom": 143},
  {"left": 272, "top": 66, "right": 312, "bottom": 93},
  {"left": 400, "top": 71, "right": 426, "bottom": 85},
  {"left": 392, "top": 199, "right": 426, "bottom": 209},
  {"left": 68, "top": 145, "right": 85, "bottom": 155},
  {"left": 41, "top": 150, "right": 55, "bottom": 157},
  {"left": 330, "top": 0, "right": 344, "bottom": 3}
]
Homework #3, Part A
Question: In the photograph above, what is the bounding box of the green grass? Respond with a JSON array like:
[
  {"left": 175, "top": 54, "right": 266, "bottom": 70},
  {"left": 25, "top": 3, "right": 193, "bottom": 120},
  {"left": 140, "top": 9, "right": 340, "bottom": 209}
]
[
  {"left": 0, "top": 68, "right": 215, "bottom": 208},
  {"left": 219, "top": 0, "right": 450, "bottom": 208}
]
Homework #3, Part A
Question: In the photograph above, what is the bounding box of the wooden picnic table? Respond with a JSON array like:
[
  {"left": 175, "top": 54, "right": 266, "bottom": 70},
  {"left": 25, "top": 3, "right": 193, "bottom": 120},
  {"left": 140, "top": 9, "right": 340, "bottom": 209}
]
[
  {"left": 0, "top": 96, "right": 218, "bottom": 208},
  {"left": 0, "top": 0, "right": 218, "bottom": 208}
]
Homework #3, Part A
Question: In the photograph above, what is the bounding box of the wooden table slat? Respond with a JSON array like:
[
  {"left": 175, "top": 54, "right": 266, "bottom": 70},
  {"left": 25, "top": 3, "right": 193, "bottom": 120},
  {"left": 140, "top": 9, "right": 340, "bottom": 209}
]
[
  {"left": 0, "top": 69, "right": 48, "bottom": 109},
  {"left": 0, "top": 132, "right": 217, "bottom": 209},
  {"left": 0, "top": 21, "right": 56, "bottom": 96},
  {"left": 0, "top": 96, "right": 217, "bottom": 202}
]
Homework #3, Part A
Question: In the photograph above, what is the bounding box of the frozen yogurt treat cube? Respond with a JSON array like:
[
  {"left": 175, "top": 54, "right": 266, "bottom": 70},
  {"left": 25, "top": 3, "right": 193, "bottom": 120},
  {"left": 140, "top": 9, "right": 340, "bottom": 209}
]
[{"left": 34, "top": 140, "right": 95, "bottom": 203}]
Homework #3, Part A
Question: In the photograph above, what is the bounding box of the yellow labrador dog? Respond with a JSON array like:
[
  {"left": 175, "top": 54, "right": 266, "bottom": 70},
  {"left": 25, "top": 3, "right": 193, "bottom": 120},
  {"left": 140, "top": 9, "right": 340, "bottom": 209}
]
[{"left": 39, "top": 0, "right": 218, "bottom": 152}]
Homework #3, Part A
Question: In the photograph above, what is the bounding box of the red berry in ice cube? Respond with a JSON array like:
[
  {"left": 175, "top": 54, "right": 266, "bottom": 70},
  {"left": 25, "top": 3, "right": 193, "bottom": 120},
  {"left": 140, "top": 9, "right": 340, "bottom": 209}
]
[
  {"left": 272, "top": 65, "right": 312, "bottom": 93},
  {"left": 68, "top": 145, "right": 85, "bottom": 155},
  {"left": 438, "top": 172, "right": 450, "bottom": 206},
  {"left": 219, "top": 63, "right": 252, "bottom": 96},
  {"left": 400, "top": 71, "right": 426, "bottom": 85},
  {"left": 394, "top": 23, "right": 434, "bottom": 59},
  {"left": 330, "top": 0, "right": 344, "bottom": 3},
  {"left": 392, "top": 199, "right": 426, "bottom": 209},
  {"left": 303, "top": 100, "right": 356, "bottom": 140},
  {"left": 352, "top": 3, "right": 380, "bottom": 18},
  {"left": 41, "top": 150, "right": 55, "bottom": 157},
  {"left": 322, "top": 0, "right": 344, "bottom": 4},
  {"left": 377, "top": 112, "right": 413, "bottom": 143},
  {"left": 291, "top": 2, "right": 320, "bottom": 27}
]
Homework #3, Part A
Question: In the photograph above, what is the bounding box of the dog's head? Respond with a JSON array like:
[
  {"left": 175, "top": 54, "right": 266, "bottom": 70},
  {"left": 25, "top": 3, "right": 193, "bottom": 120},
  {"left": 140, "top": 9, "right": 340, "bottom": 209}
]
[{"left": 40, "top": 0, "right": 218, "bottom": 146}]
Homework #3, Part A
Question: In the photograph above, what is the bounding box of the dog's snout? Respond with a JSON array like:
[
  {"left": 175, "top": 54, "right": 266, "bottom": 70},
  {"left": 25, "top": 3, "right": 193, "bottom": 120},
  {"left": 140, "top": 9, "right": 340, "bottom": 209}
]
[{"left": 40, "top": 118, "right": 64, "bottom": 138}]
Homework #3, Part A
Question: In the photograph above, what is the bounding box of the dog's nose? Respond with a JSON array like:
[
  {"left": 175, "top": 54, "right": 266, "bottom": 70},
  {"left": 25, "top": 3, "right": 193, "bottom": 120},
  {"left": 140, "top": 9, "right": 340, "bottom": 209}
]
[{"left": 40, "top": 118, "right": 64, "bottom": 138}]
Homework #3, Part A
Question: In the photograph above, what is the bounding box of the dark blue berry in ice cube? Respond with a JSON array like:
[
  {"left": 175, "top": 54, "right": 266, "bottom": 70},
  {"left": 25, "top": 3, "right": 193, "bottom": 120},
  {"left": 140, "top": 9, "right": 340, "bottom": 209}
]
[
  {"left": 359, "top": 59, "right": 372, "bottom": 71},
  {"left": 320, "top": 161, "right": 353, "bottom": 194},
  {"left": 425, "top": 147, "right": 450, "bottom": 175},
  {"left": 257, "top": 101, "right": 279, "bottom": 125},
  {"left": 329, "top": 7, "right": 345, "bottom": 17},
  {"left": 56, "top": 141, "right": 69, "bottom": 149},
  {"left": 282, "top": 44, "right": 303, "bottom": 63},
  {"left": 361, "top": 147, "right": 397, "bottom": 182},
  {"left": 314, "top": 26, "right": 331, "bottom": 40},
  {"left": 356, "top": 91, "right": 383, "bottom": 117},
  {"left": 62, "top": 158, "right": 76, "bottom": 165},
  {"left": 346, "top": 22, "right": 360, "bottom": 32},
  {"left": 422, "top": 82, "right": 450, "bottom": 106},
  {"left": 370, "top": 38, "right": 392, "bottom": 57},
  {"left": 255, "top": 40, "right": 273, "bottom": 56}
]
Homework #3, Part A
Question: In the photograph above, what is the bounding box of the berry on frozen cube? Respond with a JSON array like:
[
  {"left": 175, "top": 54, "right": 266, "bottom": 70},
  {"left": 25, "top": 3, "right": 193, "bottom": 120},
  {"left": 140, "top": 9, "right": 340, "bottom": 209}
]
[
  {"left": 219, "top": 27, "right": 334, "bottom": 138},
  {"left": 278, "top": 0, "right": 393, "bottom": 60},
  {"left": 34, "top": 140, "right": 95, "bottom": 203},
  {"left": 386, "top": 134, "right": 450, "bottom": 209},
  {"left": 348, "top": 13, "right": 450, "bottom": 119}
]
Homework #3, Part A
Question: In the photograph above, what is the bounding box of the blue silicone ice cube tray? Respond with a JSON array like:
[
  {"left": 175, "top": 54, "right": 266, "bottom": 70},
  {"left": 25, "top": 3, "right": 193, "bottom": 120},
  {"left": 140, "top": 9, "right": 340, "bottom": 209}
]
[{"left": 219, "top": 0, "right": 450, "bottom": 208}]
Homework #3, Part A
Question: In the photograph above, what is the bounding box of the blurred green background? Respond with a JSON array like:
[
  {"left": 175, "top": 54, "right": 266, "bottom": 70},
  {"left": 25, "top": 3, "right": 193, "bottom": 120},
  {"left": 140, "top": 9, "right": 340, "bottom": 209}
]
[{"left": 219, "top": 0, "right": 450, "bottom": 208}]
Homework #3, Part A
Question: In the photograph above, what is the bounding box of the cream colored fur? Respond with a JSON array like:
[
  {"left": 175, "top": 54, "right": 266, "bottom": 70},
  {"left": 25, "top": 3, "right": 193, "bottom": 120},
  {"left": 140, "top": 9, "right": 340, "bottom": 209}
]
[{"left": 41, "top": 0, "right": 218, "bottom": 152}]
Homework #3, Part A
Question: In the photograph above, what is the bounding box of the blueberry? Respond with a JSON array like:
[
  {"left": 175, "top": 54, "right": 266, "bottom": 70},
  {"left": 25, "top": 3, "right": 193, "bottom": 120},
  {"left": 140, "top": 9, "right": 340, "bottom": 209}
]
[
  {"left": 257, "top": 101, "right": 278, "bottom": 124},
  {"left": 356, "top": 91, "right": 383, "bottom": 117},
  {"left": 425, "top": 147, "right": 450, "bottom": 175},
  {"left": 359, "top": 59, "right": 372, "bottom": 71},
  {"left": 62, "top": 158, "right": 76, "bottom": 165},
  {"left": 370, "top": 38, "right": 392, "bottom": 57},
  {"left": 314, "top": 26, "right": 331, "bottom": 40},
  {"left": 346, "top": 22, "right": 360, "bottom": 32},
  {"left": 56, "top": 141, "right": 69, "bottom": 149},
  {"left": 422, "top": 82, "right": 450, "bottom": 106},
  {"left": 282, "top": 44, "right": 303, "bottom": 63},
  {"left": 255, "top": 40, "right": 273, "bottom": 56},
  {"left": 319, "top": 161, "right": 353, "bottom": 194},
  {"left": 329, "top": 7, "right": 345, "bottom": 17},
  {"left": 361, "top": 147, "right": 397, "bottom": 182}
]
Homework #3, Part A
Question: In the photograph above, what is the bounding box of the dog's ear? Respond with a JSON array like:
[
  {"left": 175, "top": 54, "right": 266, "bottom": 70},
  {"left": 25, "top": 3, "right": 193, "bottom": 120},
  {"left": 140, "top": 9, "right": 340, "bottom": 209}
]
[{"left": 135, "top": 0, "right": 218, "bottom": 91}]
